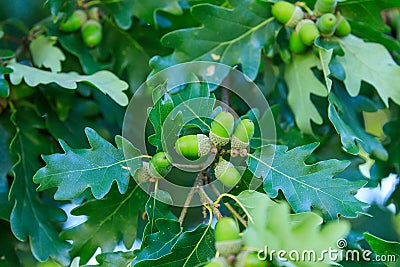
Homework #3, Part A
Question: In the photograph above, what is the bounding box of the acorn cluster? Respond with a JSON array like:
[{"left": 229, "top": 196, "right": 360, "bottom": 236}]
[
  {"left": 271, "top": 0, "right": 351, "bottom": 54},
  {"left": 205, "top": 217, "right": 266, "bottom": 267},
  {"left": 136, "top": 111, "right": 255, "bottom": 188},
  {"left": 175, "top": 111, "right": 255, "bottom": 159},
  {"left": 175, "top": 111, "right": 255, "bottom": 187},
  {"left": 58, "top": 7, "right": 102, "bottom": 48}
]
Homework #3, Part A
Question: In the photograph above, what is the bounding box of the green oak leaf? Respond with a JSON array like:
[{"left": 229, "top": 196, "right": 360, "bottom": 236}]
[
  {"left": 82, "top": 251, "right": 135, "bottom": 267},
  {"left": 29, "top": 35, "right": 66, "bottom": 72},
  {"left": 150, "top": 0, "right": 280, "bottom": 80},
  {"left": 371, "top": 119, "right": 400, "bottom": 181},
  {"left": 57, "top": 34, "right": 106, "bottom": 74},
  {"left": 284, "top": 53, "right": 328, "bottom": 135},
  {"left": 9, "top": 107, "right": 70, "bottom": 265},
  {"left": 60, "top": 181, "right": 147, "bottom": 264},
  {"left": 0, "top": 114, "right": 14, "bottom": 220},
  {"left": 102, "top": 0, "right": 182, "bottom": 29},
  {"left": 133, "top": 218, "right": 215, "bottom": 267},
  {"left": 7, "top": 60, "right": 129, "bottom": 106},
  {"left": 239, "top": 191, "right": 350, "bottom": 267},
  {"left": 314, "top": 38, "right": 333, "bottom": 91},
  {"left": 33, "top": 128, "right": 143, "bottom": 200},
  {"left": 246, "top": 143, "right": 368, "bottom": 220},
  {"left": 170, "top": 80, "right": 211, "bottom": 105},
  {"left": 102, "top": 20, "right": 150, "bottom": 92},
  {"left": 328, "top": 82, "right": 388, "bottom": 161},
  {"left": 0, "top": 65, "right": 12, "bottom": 98},
  {"left": 337, "top": 35, "right": 400, "bottom": 106},
  {"left": 44, "top": 0, "right": 76, "bottom": 18},
  {"left": 0, "top": 221, "right": 25, "bottom": 267},
  {"left": 338, "top": 0, "right": 395, "bottom": 32},
  {"left": 148, "top": 89, "right": 174, "bottom": 151},
  {"left": 364, "top": 233, "right": 400, "bottom": 267}
]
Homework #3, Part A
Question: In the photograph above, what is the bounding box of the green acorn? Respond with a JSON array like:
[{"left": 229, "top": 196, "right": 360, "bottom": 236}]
[
  {"left": 231, "top": 119, "right": 254, "bottom": 151},
  {"left": 235, "top": 251, "right": 265, "bottom": 267},
  {"left": 289, "top": 30, "right": 307, "bottom": 54},
  {"left": 148, "top": 152, "right": 172, "bottom": 179},
  {"left": 210, "top": 111, "right": 234, "bottom": 147},
  {"left": 214, "top": 161, "right": 241, "bottom": 187},
  {"left": 314, "top": 0, "right": 337, "bottom": 16},
  {"left": 335, "top": 15, "right": 351, "bottom": 37},
  {"left": 215, "top": 217, "right": 242, "bottom": 256},
  {"left": 271, "top": 1, "right": 304, "bottom": 28},
  {"left": 317, "top": 13, "right": 337, "bottom": 37},
  {"left": 204, "top": 257, "right": 230, "bottom": 267},
  {"left": 175, "top": 134, "right": 212, "bottom": 160},
  {"left": 59, "top": 9, "right": 87, "bottom": 32},
  {"left": 81, "top": 19, "right": 102, "bottom": 48},
  {"left": 295, "top": 19, "right": 320, "bottom": 46}
]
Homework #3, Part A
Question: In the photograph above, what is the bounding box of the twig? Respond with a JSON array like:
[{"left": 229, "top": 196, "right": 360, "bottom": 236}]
[
  {"left": 197, "top": 186, "right": 223, "bottom": 219},
  {"left": 178, "top": 173, "right": 203, "bottom": 225}
]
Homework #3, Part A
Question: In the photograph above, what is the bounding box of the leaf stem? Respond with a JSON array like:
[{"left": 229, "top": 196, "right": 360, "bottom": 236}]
[{"left": 214, "top": 193, "right": 253, "bottom": 224}]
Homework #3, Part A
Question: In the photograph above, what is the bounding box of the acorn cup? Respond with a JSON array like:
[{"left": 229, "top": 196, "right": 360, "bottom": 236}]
[
  {"left": 271, "top": 1, "right": 304, "bottom": 28},
  {"left": 215, "top": 217, "right": 242, "bottom": 256},
  {"left": 314, "top": 0, "right": 337, "bottom": 16},
  {"left": 335, "top": 15, "right": 351, "bottom": 37},
  {"left": 59, "top": 9, "right": 87, "bottom": 32},
  {"left": 295, "top": 19, "right": 320, "bottom": 46},
  {"left": 148, "top": 152, "right": 172, "bottom": 179},
  {"left": 204, "top": 257, "right": 230, "bottom": 267},
  {"left": 135, "top": 162, "right": 151, "bottom": 183},
  {"left": 214, "top": 161, "right": 241, "bottom": 187},
  {"left": 210, "top": 111, "right": 235, "bottom": 147},
  {"left": 235, "top": 251, "right": 266, "bottom": 267},
  {"left": 317, "top": 13, "right": 337, "bottom": 37},
  {"left": 175, "top": 134, "right": 212, "bottom": 160},
  {"left": 231, "top": 119, "right": 255, "bottom": 156}
]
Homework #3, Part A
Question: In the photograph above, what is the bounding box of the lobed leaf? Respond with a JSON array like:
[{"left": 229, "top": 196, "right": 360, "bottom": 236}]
[
  {"left": 364, "top": 233, "right": 400, "bottom": 267},
  {"left": 337, "top": 35, "right": 400, "bottom": 106},
  {"left": 61, "top": 182, "right": 147, "bottom": 264},
  {"left": 150, "top": 0, "right": 280, "bottom": 80},
  {"left": 7, "top": 61, "right": 129, "bottom": 106},
  {"left": 328, "top": 82, "right": 388, "bottom": 161},
  {"left": 33, "top": 128, "right": 143, "bottom": 200},
  {"left": 102, "top": 0, "right": 183, "bottom": 29},
  {"left": 284, "top": 53, "right": 328, "bottom": 135},
  {"left": 29, "top": 35, "right": 65, "bottom": 73},
  {"left": 9, "top": 108, "right": 71, "bottom": 265},
  {"left": 239, "top": 191, "right": 351, "bottom": 267},
  {"left": 247, "top": 143, "right": 369, "bottom": 220}
]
